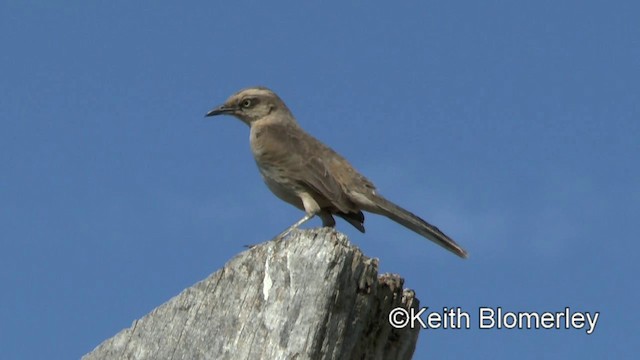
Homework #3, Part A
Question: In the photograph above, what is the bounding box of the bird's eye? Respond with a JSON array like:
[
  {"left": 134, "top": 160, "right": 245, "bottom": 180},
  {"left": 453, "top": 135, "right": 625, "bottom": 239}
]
[{"left": 241, "top": 99, "right": 253, "bottom": 108}]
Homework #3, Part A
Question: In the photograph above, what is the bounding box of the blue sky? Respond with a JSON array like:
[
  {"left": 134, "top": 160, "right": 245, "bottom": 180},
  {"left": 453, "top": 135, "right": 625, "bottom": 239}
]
[{"left": 1, "top": 1, "right": 638, "bottom": 358}]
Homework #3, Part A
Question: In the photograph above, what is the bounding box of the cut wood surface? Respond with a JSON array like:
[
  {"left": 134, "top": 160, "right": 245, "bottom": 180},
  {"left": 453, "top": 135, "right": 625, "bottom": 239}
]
[{"left": 83, "top": 228, "right": 420, "bottom": 360}]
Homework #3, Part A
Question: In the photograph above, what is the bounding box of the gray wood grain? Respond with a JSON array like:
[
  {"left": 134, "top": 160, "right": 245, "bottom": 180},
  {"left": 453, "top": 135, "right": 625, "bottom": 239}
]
[{"left": 83, "top": 228, "right": 420, "bottom": 360}]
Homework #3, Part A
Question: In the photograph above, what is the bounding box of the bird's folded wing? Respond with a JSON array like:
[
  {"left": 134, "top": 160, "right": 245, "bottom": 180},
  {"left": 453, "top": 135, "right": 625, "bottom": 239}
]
[{"left": 260, "top": 123, "right": 361, "bottom": 214}]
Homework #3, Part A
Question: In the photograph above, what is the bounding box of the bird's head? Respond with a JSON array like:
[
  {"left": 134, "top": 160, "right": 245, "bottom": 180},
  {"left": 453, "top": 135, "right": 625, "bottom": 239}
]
[{"left": 205, "top": 86, "right": 293, "bottom": 126}]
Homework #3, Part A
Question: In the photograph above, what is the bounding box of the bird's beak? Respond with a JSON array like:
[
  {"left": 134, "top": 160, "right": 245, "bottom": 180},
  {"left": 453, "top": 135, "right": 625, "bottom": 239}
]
[{"left": 205, "top": 104, "right": 235, "bottom": 117}]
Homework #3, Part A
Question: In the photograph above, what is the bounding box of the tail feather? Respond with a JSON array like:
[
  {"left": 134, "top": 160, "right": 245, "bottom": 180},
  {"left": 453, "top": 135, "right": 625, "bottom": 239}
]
[
  {"left": 336, "top": 211, "right": 366, "bottom": 233},
  {"left": 368, "top": 195, "right": 468, "bottom": 258}
]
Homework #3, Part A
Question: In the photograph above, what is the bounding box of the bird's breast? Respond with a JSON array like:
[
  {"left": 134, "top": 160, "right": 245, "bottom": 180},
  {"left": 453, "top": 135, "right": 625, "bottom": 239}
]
[
  {"left": 250, "top": 125, "right": 294, "bottom": 165},
  {"left": 250, "top": 128, "right": 304, "bottom": 208}
]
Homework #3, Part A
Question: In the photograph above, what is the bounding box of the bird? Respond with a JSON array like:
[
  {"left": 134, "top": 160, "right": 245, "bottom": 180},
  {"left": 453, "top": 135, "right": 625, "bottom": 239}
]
[{"left": 205, "top": 86, "right": 468, "bottom": 258}]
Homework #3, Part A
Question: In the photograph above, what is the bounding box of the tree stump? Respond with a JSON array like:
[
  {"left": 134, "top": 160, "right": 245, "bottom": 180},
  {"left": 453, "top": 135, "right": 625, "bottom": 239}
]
[{"left": 83, "top": 228, "right": 420, "bottom": 360}]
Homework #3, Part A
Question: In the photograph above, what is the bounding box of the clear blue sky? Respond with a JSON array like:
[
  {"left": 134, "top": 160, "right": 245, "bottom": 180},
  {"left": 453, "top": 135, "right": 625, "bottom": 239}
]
[{"left": 2, "top": 1, "right": 638, "bottom": 359}]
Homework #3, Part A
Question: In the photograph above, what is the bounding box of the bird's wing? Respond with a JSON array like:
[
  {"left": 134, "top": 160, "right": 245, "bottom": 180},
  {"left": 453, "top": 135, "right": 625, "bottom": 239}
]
[{"left": 259, "top": 123, "right": 365, "bottom": 214}]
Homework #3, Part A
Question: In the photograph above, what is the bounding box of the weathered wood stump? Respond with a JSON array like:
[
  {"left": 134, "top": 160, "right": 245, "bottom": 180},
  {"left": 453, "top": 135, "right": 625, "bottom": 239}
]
[{"left": 83, "top": 228, "right": 420, "bottom": 360}]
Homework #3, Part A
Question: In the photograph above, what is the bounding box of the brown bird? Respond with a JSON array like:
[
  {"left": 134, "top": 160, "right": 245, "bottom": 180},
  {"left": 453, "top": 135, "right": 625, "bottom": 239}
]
[{"left": 206, "top": 87, "right": 468, "bottom": 258}]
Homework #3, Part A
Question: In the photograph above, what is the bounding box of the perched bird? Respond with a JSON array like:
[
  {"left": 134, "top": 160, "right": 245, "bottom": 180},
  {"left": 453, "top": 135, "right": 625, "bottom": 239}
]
[{"left": 206, "top": 87, "right": 468, "bottom": 258}]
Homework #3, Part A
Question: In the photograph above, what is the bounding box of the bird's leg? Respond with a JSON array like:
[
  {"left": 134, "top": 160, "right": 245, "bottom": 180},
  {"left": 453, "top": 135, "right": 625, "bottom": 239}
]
[
  {"left": 275, "top": 192, "right": 321, "bottom": 240},
  {"left": 275, "top": 213, "right": 315, "bottom": 239}
]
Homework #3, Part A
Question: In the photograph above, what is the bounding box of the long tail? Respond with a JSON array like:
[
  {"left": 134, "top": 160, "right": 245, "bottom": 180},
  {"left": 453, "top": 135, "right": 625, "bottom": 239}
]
[{"left": 368, "top": 195, "right": 468, "bottom": 258}]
